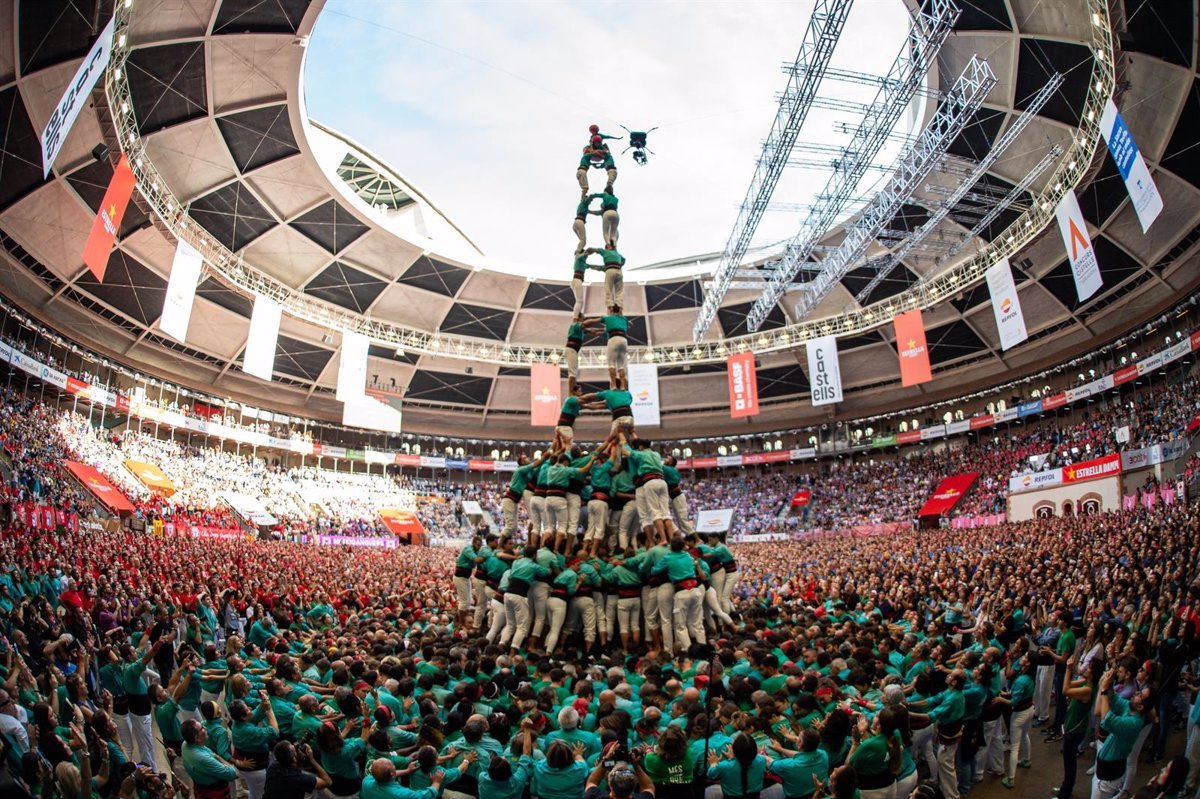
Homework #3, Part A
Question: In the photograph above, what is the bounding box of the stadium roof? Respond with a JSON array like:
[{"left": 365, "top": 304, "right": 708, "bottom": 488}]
[{"left": 0, "top": 0, "right": 1197, "bottom": 440}]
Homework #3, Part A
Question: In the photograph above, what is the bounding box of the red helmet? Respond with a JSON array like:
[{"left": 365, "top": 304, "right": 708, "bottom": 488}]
[
  {"left": 589, "top": 124, "right": 600, "bottom": 134},
  {"left": 591, "top": 135, "right": 602, "bottom": 146}
]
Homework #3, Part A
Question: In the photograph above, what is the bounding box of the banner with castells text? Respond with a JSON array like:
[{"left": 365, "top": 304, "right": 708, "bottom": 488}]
[
  {"left": 42, "top": 18, "right": 115, "bottom": 176},
  {"left": 806, "top": 335, "right": 843, "bottom": 406},
  {"left": 894, "top": 309, "right": 932, "bottom": 387},
  {"left": 159, "top": 240, "right": 203, "bottom": 343},
  {"left": 726, "top": 352, "right": 759, "bottom": 418},
  {"left": 918, "top": 472, "right": 979, "bottom": 516},
  {"left": 986, "top": 258, "right": 1028, "bottom": 350},
  {"left": 336, "top": 331, "right": 369, "bottom": 401},
  {"left": 1099, "top": 98, "right": 1162, "bottom": 232},
  {"left": 628, "top": 363, "right": 660, "bottom": 426},
  {"left": 243, "top": 294, "right": 281, "bottom": 380},
  {"left": 1055, "top": 190, "right": 1103, "bottom": 302},
  {"left": 530, "top": 363, "right": 561, "bottom": 426},
  {"left": 82, "top": 154, "right": 136, "bottom": 281}
]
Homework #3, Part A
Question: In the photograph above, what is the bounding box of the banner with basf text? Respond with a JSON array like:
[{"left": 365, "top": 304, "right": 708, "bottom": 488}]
[
  {"left": 1099, "top": 98, "right": 1162, "bottom": 232},
  {"left": 628, "top": 363, "right": 661, "bottom": 426},
  {"left": 727, "top": 352, "right": 759, "bottom": 418},
  {"left": 82, "top": 154, "right": 136, "bottom": 281},
  {"left": 806, "top": 335, "right": 842, "bottom": 406},
  {"left": 41, "top": 18, "right": 115, "bottom": 177},
  {"left": 985, "top": 258, "right": 1028, "bottom": 350},
  {"left": 1055, "top": 190, "right": 1103, "bottom": 302},
  {"left": 159, "top": 240, "right": 203, "bottom": 343},
  {"left": 530, "top": 363, "right": 561, "bottom": 426},
  {"left": 894, "top": 309, "right": 932, "bottom": 387},
  {"left": 918, "top": 472, "right": 979, "bottom": 516},
  {"left": 336, "top": 331, "right": 369, "bottom": 401},
  {"left": 243, "top": 294, "right": 281, "bottom": 380}
]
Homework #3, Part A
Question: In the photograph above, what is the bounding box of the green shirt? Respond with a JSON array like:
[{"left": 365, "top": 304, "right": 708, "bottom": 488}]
[
  {"left": 594, "top": 192, "right": 618, "bottom": 212},
  {"left": 626, "top": 448, "right": 664, "bottom": 479},
  {"left": 1056, "top": 628, "right": 1076, "bottom": 657},
  {"left": 155, "top": 698, "right": 183, "bottom": 743},
  {"left": 595, "top": 248, "right": 624, "bottom": 267},
  {"left": 321, "top": 737, "right": 366, "bottom": 779},
  {"left": 663, "top": 465, "right": 682, "bottom": 488},
  {"left": 567, "top": 322, "right": 584, "bottom": 345},
  {"left": 708, "top": 755, "right": 766, "bottom": 797},
  {"left": 1097, "top": 696, "right": 1145, "bottom": 761},
  {"left": 768, "top": 750, "right": 830, "bottom": 798},
  {"left": 653, "top": 550, "right": 697, "bottom": 583},
  {"left": 597, "top": 389, "right": 632, "bottom": 413},
  {"left": 642, "top": 752, "right": 695, "bottom": 786},
  {"left": 546, "top": 464, "right": 582, "bottom": 489},
  {"left": 205, "top": 719, "right": 231, "bottom": 761},
  {"left": 602, "top": 315, "right": 627, "bottom": 338},
  {"left": 181, "top": 742, "right": 236, "bottom": 786},
  {"left": 230, "top": 717, "right": 277, "bottom": 755},
  {"left": 533, "top": 760, "right": 589, "bottom": 799},
  {"left": 360, "top": 776, "right": 436, "bottom": 799},
  {"left": 847, "top": 733, "right": 891, "bottom": 778},
  {"left": 560, "top": 396, "right": 581, "bottom": 423},
  {"left": 590, "top": 461, "right": 613, "bottom": 491},
  {"left": 509, "top": 557, "right": 550, "bottom": 584},
  {"left": 507, "top": 463, "right": 538, "bottom": 494}
]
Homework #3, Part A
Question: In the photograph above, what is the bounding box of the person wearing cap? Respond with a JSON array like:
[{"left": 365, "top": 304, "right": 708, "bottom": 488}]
[{"left": 589, "top": 191, "right": 619, "bottom": 250}]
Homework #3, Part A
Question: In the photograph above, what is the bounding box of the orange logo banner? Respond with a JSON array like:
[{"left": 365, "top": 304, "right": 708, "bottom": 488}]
[
  {"left": 894, "top": 309, "right": 932, "bottom": 387},
  {"left": 530, "top": 363, "right": 561, "bottom": 426},
  {"left": 82, "top": 155, "right": 136, "bottom": 281},
  {"left": 727, "top": 352, "right": 759, "bottom": 418}
]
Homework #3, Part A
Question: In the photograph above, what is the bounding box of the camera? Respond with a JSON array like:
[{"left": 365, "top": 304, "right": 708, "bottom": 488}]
[{"left": 602, "top": 743, "right": 630, "bottom": 770}]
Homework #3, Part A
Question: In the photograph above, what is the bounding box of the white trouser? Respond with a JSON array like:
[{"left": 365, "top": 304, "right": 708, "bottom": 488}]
[
  {"left": 486, "top": 597, "right": 507, "bottom": 643},
  {"left": 938, "top": 740, "right": 959, "bottom": 799},
  {"left": 638, "top": 479, "right": 671, "bottom": 523},
  {"left": 131, "top": 711, "right": 156, "bottom": 769},
  {"left": 641, "top": 585, "right": 659, "bottom": 636},
  {"left": 604, "top": 267, "right": 623, "bottom": 311},
  {"left": 453, "top": 576, "right": 471, "bottom": 612},
  {"left": 1090, "top": 773, "right": 1123, "bottom": 799},
  {"left": 602, "top": 209, "right": 619, "bottom": 248},
  {"left": 573, "top": 221, "right": 586, "bottom": 253},
  {"left": 501, "top": 594, "right": 530, "bottom": 649},
  {"left": 672, "top": 586, "right": 705, "bottom": 652},
  {"left": 607, "top": 336, "right": 628, "bottom": 375},
  {"left": 567, "top": 493, "right": 582, "bottom": 539},
  {"left": 113, "top": 710, "right": 135, "bottom": 759},
  {"left": 616, "top": 596, "right": 641, "bottom": 639},
  {"left": 719, "top": 569, "right": 738, "bottom": 614},
  {"left": 1121, "top": 723, "right": 1152, "bottom": 793},
  {"left": 473, "top": 583, "right": 494, "bottom": 629},
  {"left": 545, "top": 596, "right": 569, "bottom": 652},
  {"left": 655, "top": 582, "right": 676, "bottom": 653},
  {"left": 895, "top": 771, "right": 919, "bottom": 799},
  {"left": 585, "top": 499, "right": 609, "bottom": 541},
  {"left": 618, "top": 504, "right": 640, "bottom": 549},
  {"left": 529, "top": 496, "right": 547, "bottom": 536},
  {"left": 1006, "top": 705, "right": 1034, "bottom": 780},
  {"left": 599, "top": 593, "right": 617, "bottom": 640},
  {"left": 703, "top": 586, "right": 733, "bottom": 628},
  {"left": 546, "top": 495, "right": 569, "bottom": 534},
  {"left": 566, "top": 594, "right": 597, "bottom": 644},
  {"left": 671, "top": 493, "right": 693, "bottom": 535},
  {"left": 709, "top": 569, "right": 726, "bottom": 608},
  {"left": 555, "top": 426, "right": 575, "bottom": 449},
  {"left": 501, "top": 496, "right": 520, "bottom": 537},
  {"left": 911, "top": 724, "right": 938, "bottom": 779},
  {"left": 1035, "top": 664, "right": 1055, "bottom": 719},
  {"left": 565, "top": 347, "right": 579, "bottom": 381},
  {"left": 240, "top": 768, "right": 266, "bottom": 799},
  {"left": 529, "top": 581, "right": 551, "bottom": 638},
  {"left": 977, "top": 717, "right": 1005, "bottom": 774}
]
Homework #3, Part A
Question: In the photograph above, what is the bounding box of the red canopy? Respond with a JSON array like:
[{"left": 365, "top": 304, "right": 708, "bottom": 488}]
[
  {"left": 63, "top": 461, "right": 135, "bottom": 514},
  {"left": 918, "top": 472, "right": 979, "bottom": 517}
]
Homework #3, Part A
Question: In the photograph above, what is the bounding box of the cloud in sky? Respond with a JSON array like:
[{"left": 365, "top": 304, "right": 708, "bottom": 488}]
[{"left": 304, "top": 0, "right": 914, "bottom": 278}]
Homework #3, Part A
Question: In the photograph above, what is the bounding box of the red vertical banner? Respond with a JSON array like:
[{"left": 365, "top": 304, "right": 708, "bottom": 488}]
[
  {"left": 727, "top": 352, "right": 759, "bottom": 418},
  {"left": 894, "top": 309, "right": 932, "bottom": 387},
  {"left": 530, "top": 363, "right": 561, "bottom": 426},
  {"left": 82, "top": 154, "right": 137, "bottom": 281}
]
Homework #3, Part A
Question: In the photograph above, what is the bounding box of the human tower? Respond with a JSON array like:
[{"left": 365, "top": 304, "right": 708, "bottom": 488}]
[{"left": 451, "top": 126, "right": 740, "bottom": 658}]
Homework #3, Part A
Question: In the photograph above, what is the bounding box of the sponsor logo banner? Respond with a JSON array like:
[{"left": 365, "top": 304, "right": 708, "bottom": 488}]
[
  {"left": 495, "top": 460, "right": 519, "bottom": 473},
  {"left": 342, "top": 394, "right": 402, "bottom": 434},
  {"left": 530, "top": 362, "right": 561, "bottom": 426},
  {"left": 394, "top": 454, "right": 421, "bottom": 466},
  {"left": 986, "top": 258, "right": 1028, "bottom": 350},
  {"left": 1042, "top": 393, "right": 1067, "bottom": 411},
  {"left": 1162, "top": 341, "right": 1191, "bottom": 364},
  {"left": 691, "top": 457, "right": 719, "bottom": 469},
  {"left": 469, "top": 459, "right": 496, "bottom": 471},
  {"left": 789, "top": 447, "right": 817, "bottom": 460},
  {"left": 419, "top": 456, "right": 446, "bottom": 469},
  {"left": 1062, "top": 452, "right": 1122, "bottom": 484},
  {"left": 695, "top": 509, "right": 735, "bottom": 533},
  {"left": 160, "top": 240, "right": 203, "bottom": 343},
  {"left": 894, "top": 309, "right": 932, "bottom": 386},
  {"left": 1009, "top": 468, "right": 1064, "bottom": 493},
  {"left": 1018, "top": 400, "right": 1042, "bottom": 418},
  {"left": 716, "top": 455, "right": 743, "bottom": 468},
  {"left": 897, "top": 430, "right": 922, "bottom": 445},
  {"left": 726, "top": 352, "right": 759, "bottom": 418},
  {"left": 1136, "top": 351, "right": 1164, "bottom": 375},
  {"left": 1100, "top": 98, "right": 1163, "bottom": 232},
  {"left": 1055, "top": 190, "right": 1103, "bottom": 302},
  {"left": 919, "top": 472, "right": 979, "bottom": 516},
  {"left": 791, "top": 489, "right": 812, "bottom": 507},
  {"left": 83, "top": 154, "right": 136, "bottom": 281},
  {"left": 969, "top": 414, "right": 994, "bottom": 430},
  {"left": 42, "top": 18, "right": 115, "bottom": 176},
  {"left": 871, "top": 434, "right": 897, "bottom": 448},
  {"left": 378, "top": 508, "right": 426, "bottom": 536},
  {"left": 315, "top": 535, "right": 398, "bottom": 549},
  {"left": 63, "top": 460, "right": 135, "bottom": 513},
  {"left": 807, "top": 335, "right": 843, "bottom": 406},
  {"left": 336, "top": 331, "right": 369, "bottom": 401},
  {"left": 946, "top": 420, "right": 970, "bottom": 435},
  {"left": 243, "top": 294, "right": 281, "bottom": 380},
  {"left": 1114, "top": 365, "right": 1138, "bottom": 385},
  {"left": 628, "top": 363, "right": 660, "bottom": 426},
  {"left": 921, "top": 424, "right": 946, "bottom": 441},
  {"left": 995, "top": 407, "right": 1018, "bottom": 423}
]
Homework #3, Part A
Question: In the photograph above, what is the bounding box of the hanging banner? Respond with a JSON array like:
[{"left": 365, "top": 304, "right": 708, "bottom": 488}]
[
  {"left": 530, "top": 362, "right": 561, "bottom": 426},
  {"left": 82, "top": 154, "right": 136, "bottom": 281},
  {"left": 336, "top": 331, "right": 369, "bottom": 401},
  {"left": 627, "top": 363, "right": 661, "bottom": 426},
  {"left": 159, "top": 240, "right": 203, "bottom": 343},
  {"left": 918, "top": 472, "right": 979, "bottom": 516},
  {"left": 42, "top": 18, "right": 116, "bottom": 176},
  {"left": 985, "top": 258, "right": 1028, "bottom": 350},
  {"left": 123, "top": 459, "right": 176, "bottom": 497},
  {"left": 1061, "top": 452, "right": 1122, "bottom": 484},
  {"left": 694, "top": 509, "right": 735, "bottom": 533},
  {"left": 378, "top": 508, "right": 426, "bottom": 536},
  {"left": 243, "top": 294, "right": 281, "bottom": 380},
  {"left": 342, "top": 394, "right": 402, "bottom": 434},
  {"left": 727, "top": 352, "right": 759, "bottom": 418},
  {"left": 894, "top": 309, "right": 932, "bottom": 387},
  {"left": 1099, "top": 98, "right": 1163, "bottom": 233},
  {"left": 1054, "top": 190, "right": 1103, "bottom": 302},
  {"left": 63, "top": 460, "right": 135, "bottom": 514},
  {"left": 790, "top": 489, "right": 812, "bottom": 507},
  {"left": 806, "top": 335, "right": 843, "bottom": 406}
]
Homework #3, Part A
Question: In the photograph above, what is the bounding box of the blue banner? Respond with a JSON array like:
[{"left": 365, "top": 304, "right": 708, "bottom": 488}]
[{"left": 1018, "top": 400, "right": 1043, "bottom": 418}]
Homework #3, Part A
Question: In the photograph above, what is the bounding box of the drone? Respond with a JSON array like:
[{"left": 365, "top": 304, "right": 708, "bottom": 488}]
[{"left": 620, "top": 125, "right": 658, "bottom": 165}]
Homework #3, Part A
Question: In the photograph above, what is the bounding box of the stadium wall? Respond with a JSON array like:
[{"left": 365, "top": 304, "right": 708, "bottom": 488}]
[{"left": 1008, "top": 476, "right": 1121, "bottom": 521}]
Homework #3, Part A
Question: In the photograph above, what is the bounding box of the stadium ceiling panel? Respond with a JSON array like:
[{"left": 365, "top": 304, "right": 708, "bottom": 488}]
[{"left": 2, "top": 0, "right": 1200, "bottom": 438}]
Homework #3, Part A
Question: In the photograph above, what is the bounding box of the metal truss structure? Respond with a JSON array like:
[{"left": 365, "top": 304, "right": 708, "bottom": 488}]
[
  {"left": 743, "top": 0, "right": 961, "bottom": 334},
  {"left": 790, "top": 56, "right": 997, "bottom": 320},
  {"left": 693, "top": 0, "right": 856, "bottom": 341},
  {"left": 104, "top": 0, "right": 1114, "bottom": 367},
  {"left": 851, "top": 73, "right": 1064, "bottom": 303}
]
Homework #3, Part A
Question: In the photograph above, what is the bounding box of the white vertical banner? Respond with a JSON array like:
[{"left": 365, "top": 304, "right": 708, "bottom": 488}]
[
  {"left": 806, "top": 335, "right": 843, "bottom": 406},
  {"left": 985, "top": 257, "right": 1028, "bottom": 350},
  {"left": 243, "top": 294, "right": 281, "bottom": 381},
  {"left": 628, "top": 363, "right": 660, "bottom": 426},
  {"left": 1099, "top": 98, "right": 1163, "bottom": 233},
  {"left": 41, "top": 18, "right": 115, "bottom": 177},
  {"left": 336, "top": 330, "right": 369, "bottom": 401},
  {"left": 1054, "top": 190, "right": 1103, "bottom": 302},
  {"left": 342, "top": 394, "right": 402, "bottom": 434},
  {"left": 158, "top": 240, "right": 203, "bottom": 343}
]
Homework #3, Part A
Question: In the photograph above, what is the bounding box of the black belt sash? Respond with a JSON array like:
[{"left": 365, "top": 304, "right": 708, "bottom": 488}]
[{"left": 610, "top": 405, "right": 632, "bottom": 419}]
